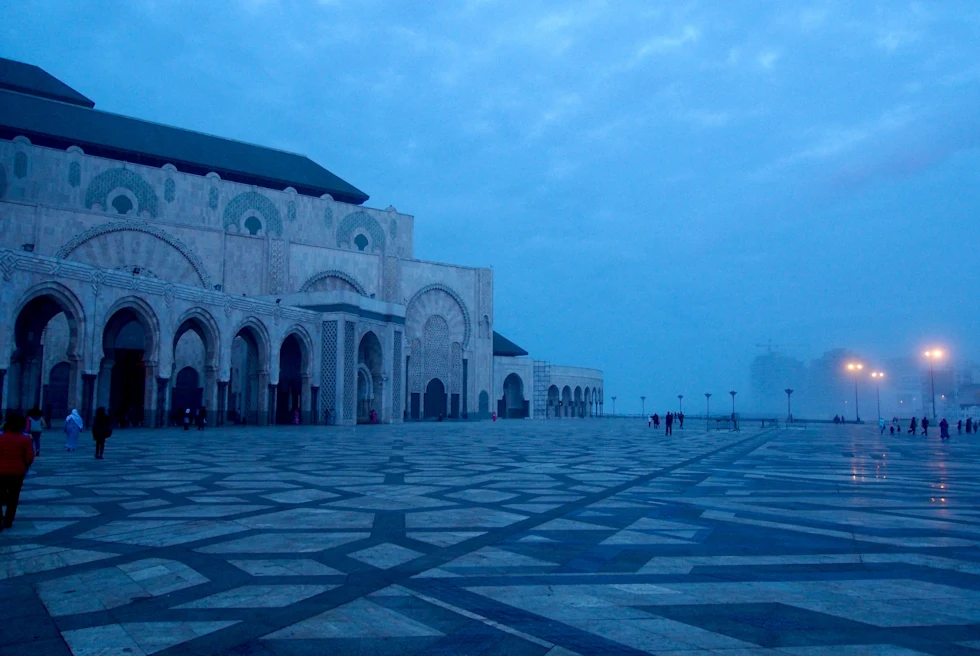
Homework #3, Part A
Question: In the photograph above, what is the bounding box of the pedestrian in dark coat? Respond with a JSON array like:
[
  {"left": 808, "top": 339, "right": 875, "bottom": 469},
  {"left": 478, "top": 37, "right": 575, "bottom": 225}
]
[
  {"left": 909, "top": 417, "right": 917, "bottom": 434},
  {"left": 665, "top": 412, "right": 673, "bottom": 436},
  {"left": 921, "top": 417, "right": 929, "bottom": 436},
  {"left": 92, "top": 407, "right": 112, "bottom": 459},
  {"left": 940, "top": 418, "right": 950, "bottom": 440},
  {"left": 967, "top": 418, "right": 974, "bottom": 434},
  {"left": 957, "top": 420, "right": 962, "bottom": 435}
]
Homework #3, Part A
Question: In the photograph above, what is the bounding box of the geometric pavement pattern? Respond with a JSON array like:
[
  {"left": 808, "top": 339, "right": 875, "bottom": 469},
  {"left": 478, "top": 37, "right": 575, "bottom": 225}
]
[{"left": 2, "top": 420, "right": 980, "bottom": 655}]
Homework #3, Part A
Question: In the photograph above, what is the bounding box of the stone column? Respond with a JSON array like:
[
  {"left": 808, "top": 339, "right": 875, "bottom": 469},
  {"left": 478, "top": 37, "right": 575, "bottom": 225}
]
[
  {"left": 268, "top": 384, "right": 278, "bottom": 425},
  {"left": 204, "top": 365, "right": 218, "bottom": 426},
  {"left": 96, "top": 359, "right": 114, "bottom": 410},
  {"left": 81, "top": 373, "right": 97, "bottom": 429},
  {"left": 256, "top": 372, "right": 270, "bottom": 425},
  {"left": 310, "top": 386, "right": 319, "bottom": 424},
  {"left": 216, "top": 381, "right": 228, "bottom": 427},
  {"left": 300, "top": 374, "right": 312, "bottom": 424},
  {"left": 155, "top": 377, "right": 169, "bottom": 428}
]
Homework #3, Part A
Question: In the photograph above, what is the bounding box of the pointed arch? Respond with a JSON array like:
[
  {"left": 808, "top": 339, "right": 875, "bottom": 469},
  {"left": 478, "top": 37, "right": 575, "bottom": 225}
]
[
  {"left": 223, "top": 191, "right": 283, "bottom": 236},
  {"left": 84, "top": 167, "right": 159, "bottom": 217},
  {"left": 298, "top": 269, "right": 368, "bottom": 295}
]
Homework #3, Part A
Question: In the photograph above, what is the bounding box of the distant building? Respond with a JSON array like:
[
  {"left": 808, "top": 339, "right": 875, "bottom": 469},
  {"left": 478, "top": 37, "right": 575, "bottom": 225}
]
[{"left": 749, "top": 351, "right": 806, "bottom": 416}]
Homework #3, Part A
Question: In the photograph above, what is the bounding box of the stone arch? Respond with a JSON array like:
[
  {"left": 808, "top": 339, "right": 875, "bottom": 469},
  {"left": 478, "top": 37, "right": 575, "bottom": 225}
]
[
  {"left": 547, "top": 384, "right": 560, "bottom": 418},
  {"left": 501, "top": 372, "right": 526, "bottom": 419},
  {"left": 56, "top": 222, "right": 213, "bottom": 288},
  {"left": 279, "top": 324, "right": 314, "bottom": 379},
  {"left": 174, "top": 307, "right": 221, "bottom": 370},
  {"left": 298, "top": 269, "right": 368, "bottom": 295},
  {"left": 584, "top": 386, "right": 591, "bottom": 416},
  {"left": 223, "top": 191, "right": 282, "bottom": 237},
  {"left": 337, "top": 211, "right": 386, "bottom": 253},
  {"left": 357, "top": 329, "right": 384, "bottom": 422},
  {"left": 12, "top": 281, "right": 87, "bottom": 361},
  {"left": 561, "top": 385, "right": 572, "bottom": 418},
  {"left": 84, "top": 167, "right": 159, "bottom": 218},
  {"left": 406, "top": 284, "right": 471, "bottom": 348},
  {"left": 233, "top": 317, "right": 272, "bottom": 374},
  {"left": 99, "top": 296, "right": 162, "bottom": 366}
]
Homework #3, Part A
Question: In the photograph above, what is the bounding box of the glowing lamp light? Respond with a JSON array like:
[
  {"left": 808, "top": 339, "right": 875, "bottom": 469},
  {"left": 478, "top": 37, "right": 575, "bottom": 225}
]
[{"left": 846, "top": 363, "right": 864, "bottom": 371}]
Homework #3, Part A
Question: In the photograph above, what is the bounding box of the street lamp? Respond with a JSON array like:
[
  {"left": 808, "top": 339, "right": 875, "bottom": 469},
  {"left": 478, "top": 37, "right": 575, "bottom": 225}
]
[
  {"left": 704, "top": 392, "right": 711, "bottom": 419},
  {"left": 846, "top": 363, "right": 863, "bottom": 422},
  {"left": 611, "top": 396, "right": 617, "bottom": 416},
  {"left": 871, "top": 372, "right": 884, "bottom": 420},
  {"left": 729, "top": 390, "right": 737, "bottom": 430},
  {"left": 923, "top": 349, "right": 943, "bottom": 420},
  {"left": 677, "top": 394, "right": 684, "bottom": 413},
  {"left": 640, "top": 396, "right": 646, "bottom": 416},
  {"left": 784, "top": 388, "right": 794, "bottom": 421}
]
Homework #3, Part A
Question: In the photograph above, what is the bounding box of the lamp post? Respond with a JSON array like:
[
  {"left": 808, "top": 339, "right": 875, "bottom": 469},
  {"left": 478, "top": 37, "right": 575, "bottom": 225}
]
[
  {"left": 677, "top": 394, "right": 683, "bottom": 413},
  {"left": 871, "top": 372, "right": 884, "bottom": 420},
  {"left": 784, "top": 388, "right": 793, "bottom": 421},
  {"left": 729, "top": 390, "right": 737, "bottom": 430},
  {"left": 923, "top": 349, "right": 943, "bottom": 420},
  {"left": 704, "top": 392, "right": 711, "bottom": 419},
  {"left": 846, "top": 363, "right": 863, "bottom": 422},
  {"left": 640, "top": 396, "right": 646, "bottom": 417},
  {"left": 611, "top": 396, "right": 617, "bottom": 416}
]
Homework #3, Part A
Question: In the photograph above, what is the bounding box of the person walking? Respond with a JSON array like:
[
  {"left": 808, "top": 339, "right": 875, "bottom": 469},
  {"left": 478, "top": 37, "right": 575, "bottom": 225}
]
[
  {"left": 908, "top": 417, "right": 917, "bottom": 434},
  {"left": 92, "top": 407, "right": 112, "bottom": 459},
  {"left": 940, "top": 418, "right": 950, "bottom": 440},
  {"left": 665, "top": 411, "right": 673, "bottom": 437},
  {"left": 679, "top": 412, "right": 685, "bottom": 429},
  {"left": 64, "top": 409, "right": 82, "bottom": 451},
  {"left": 26, "top": 407, "right": 45, "bottom": 456},
  {"left": 195, "top": 407, "right": 207, "bottom": 431},
  {"left": 879, "top": 417, "right": 886, "bottom": 435},
  {"left": 653, "top": 413, "right": 660, "bottom": 428},
  {"left": 957, "top": 420, "right": 962, "bottom": 435},
  {"left": 921, "top": 416, "right": 929, "bottom": 436},
  {"left": 967, "top": 417, "right": 973, "bottom": 434},
  {"left": 183, "top": 409, "right": 191, "bottom": 431},
  {"left": 0, "top": 412, "right": 35, "bottom": 533}
]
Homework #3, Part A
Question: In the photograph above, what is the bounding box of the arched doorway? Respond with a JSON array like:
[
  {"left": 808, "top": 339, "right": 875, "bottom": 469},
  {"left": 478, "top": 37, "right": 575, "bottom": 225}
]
[
  {"left": 102, "top": 307, "right": 155, "bottom": 428},
  {"left": 357, "top": 331, "right": 384, "bottom": 423},
  {"left": 547, "top": 385, "right": 559, "bottom": 418},
  {"left": 9, "top": 290, "right": 82, "bottom": 423},
  {"left": 574, "top": 386, "right": 583, "bottom": 418},
  {"left": 172, "top": 311, "right": 218, "bottom": 426},
  {"left": 172, "top": 366, "right": 201, "bottom": 422},
  {"left": 424, "top": 378, "right": 446, "bottom": 419},
  {"left": 500, "top": 373, "right": 527, "bottom": 419},
  {"left": 276, "top": 334, "right": 304, "bottom": 424},
  {"left": 584, "top": 387, "right": 592, "bottom": 417},
  {"left": 561, "top": 386, "right": 572, "bottom": 418},
  {"left": 478, "top": 390, "right": 489, "bottom": 416},
  {"left": 229, "top": 323, "right": 268, "bottom": 425}
]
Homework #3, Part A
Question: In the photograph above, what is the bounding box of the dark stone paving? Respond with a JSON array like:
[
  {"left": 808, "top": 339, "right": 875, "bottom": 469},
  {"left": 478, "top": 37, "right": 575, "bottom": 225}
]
[{"left": 2, "top": 420, "right": 979, "bottom": 655}]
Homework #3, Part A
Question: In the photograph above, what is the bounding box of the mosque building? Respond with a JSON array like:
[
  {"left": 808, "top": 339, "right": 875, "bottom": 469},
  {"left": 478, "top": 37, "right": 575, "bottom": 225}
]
[{"left": 0, "top": 58, "right": 602, "bottom": 426}]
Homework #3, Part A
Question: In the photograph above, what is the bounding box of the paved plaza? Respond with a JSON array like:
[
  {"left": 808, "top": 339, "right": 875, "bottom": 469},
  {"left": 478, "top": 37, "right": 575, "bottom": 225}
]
[{"left": 2, "top": 420, "right": 980, "bottom": 655}]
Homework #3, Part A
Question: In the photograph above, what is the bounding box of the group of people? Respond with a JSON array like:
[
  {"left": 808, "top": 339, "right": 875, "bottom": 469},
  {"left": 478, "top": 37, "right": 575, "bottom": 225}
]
[
  {"left": 876, "top": 415, "right": 977, "bottom": 440},
  {"left": 649, "top": 411, "right": 684, "bottom": 435},
  {"left": 180, "top": 408, "right": 208, "bottom": 431}
]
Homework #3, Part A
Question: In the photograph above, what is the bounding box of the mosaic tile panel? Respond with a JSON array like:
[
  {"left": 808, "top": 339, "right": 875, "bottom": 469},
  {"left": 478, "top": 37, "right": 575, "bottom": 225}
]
[
  {"left": 223, "top": 191, "right": 282, "bottom": 236},
  {"left": 392, "top": 331, "right": 403, "bottom": 419},
  {"left": 336, "top": 211, "right": 386, "bottom": 253},
  {"left": 319, "top": 320, "right": 337, "bottom": 421},
  {"left": 409, "top": 338, "right": 422, "bottom": 393},
  {"left": 343, "top": 320, "right": 356, "bottom": 420},
  {"left": 68, "top": 161, "right": 81, "bottom": 188},
  {"left": 164, "top": 178, "right": 175, "bottom": 202},
  {"left": 84, "top": 167, "right": 159, "bottom": 217},
  {"left": 208, "top": 186, "right": 218, "bottom": 210}
]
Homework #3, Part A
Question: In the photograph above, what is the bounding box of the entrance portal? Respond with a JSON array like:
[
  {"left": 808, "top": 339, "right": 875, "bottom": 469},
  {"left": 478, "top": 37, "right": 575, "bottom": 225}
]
[
  {"left": 105, "top": 311, "right": 149, "bottom": 427},
  {"left": 423, "top": 378, "right": 446, "bottom": 419},
  {"left": 276, "top": 334, "right": 303, "bottom": 424}
]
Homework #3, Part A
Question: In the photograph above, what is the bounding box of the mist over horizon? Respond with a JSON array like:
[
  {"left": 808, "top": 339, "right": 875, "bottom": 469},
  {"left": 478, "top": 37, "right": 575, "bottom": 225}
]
[{"left": 4, "top": 0, "right": 978, "bottom": 415}]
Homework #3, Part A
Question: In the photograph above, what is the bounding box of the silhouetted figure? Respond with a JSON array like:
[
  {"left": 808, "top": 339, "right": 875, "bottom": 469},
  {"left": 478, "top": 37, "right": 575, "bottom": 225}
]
[
  {"left": 0, "top": 413, "right": 34, "bottom": 532},
  {"left": 879, "top": 417, "right": 886, "bottom": 434},
  {"left": 908, "top": 417, "right": 917, "bottom": 434},
  {"left": 196, "top": 407, "right": 207, "bottom": 431},
  {"left": 940, "top": 418, "right": 949, "bottom": 440},
  {"left": 957, "top": 420, "right": 962, "bottom": 435},
  {"left": 649, "top": 415, "right": 653, "bottom": 428},
  {"left": 967, "top": 418, "right": 973, "bottom": 434},
  {"left": 921, "top": 417, "right": 929, "bottom": 436},
  {"left": 678, "top": 412, "right": 684, "bottom": 429},
  {"left": 889, "top": 425, "right": 895, "bottom": 435},
  {"left": 653, "top": 413, "right": 660, "bottom": 428},
  {"left": 26, "top": 407, "right": 44, "bottom": 456},
  {"left": 665, "top": 412, "right": 673, "bottom": 436},
  {"left": 92, "top": 407, "right": 112, "bottom": 459}
]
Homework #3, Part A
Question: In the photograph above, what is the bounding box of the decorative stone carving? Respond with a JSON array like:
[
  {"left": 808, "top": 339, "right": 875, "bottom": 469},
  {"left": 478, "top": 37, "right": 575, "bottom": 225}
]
[
  {"left": 269, "top": 239, "right": 286, "bottom": 294},
  {"left": 343, "top": 321, "right": 356, "bottom": 420},
  {"left": 409, "top": 339, "right": 422, "bottom": 393},
  {"left": 323, "top": 205, "right": 333, "bottom": 228},
  {"left": 68, "top": 161, "right": 81, "bottom": 188},
  {"left": 320, "top": 320, "right": 338, "bottom": 421},
  {"left": 406, "top": 284, "right": 471, "bottom": 348},
  {"left": 223, "top": 191, "right": 282, "bottom": 237},
  {"left": 298, "top": 270, "right": 367, "bottom": 295},
  {"left": 164, "top": 178, "right": 175, "bottom": 203},
  {"left": 450, "top": 341, "right": 462, "bottom": 393},
  {"left": 337, "top": 211, "right": 385, "bottom": 253},
  {"left": 208, "top": 186, "right": 219, "bottom": 210},
  {"left": 423, "top": 315, "right": 450, "bottom": 385},
  {"left": 287, "top": 201, "right": 296, "bottom": 222},
  {"left": 56, "top": 221, "right": 212, "bottom": 289},
  {"left": 392, "top": 331, "right": 403, "bottom": 419},
  {"left": 383, "top": 256, "right": 398, "bottom": 302},
  {"left": 84, "top": 168, "right": 159, "bottom": 217}
]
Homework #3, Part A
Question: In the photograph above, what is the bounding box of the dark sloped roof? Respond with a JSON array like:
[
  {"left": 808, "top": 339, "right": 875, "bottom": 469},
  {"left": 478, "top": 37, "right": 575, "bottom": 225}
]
[
  {"left": 0, "top": 58, "right": 94, "bottom": 107},
  {"left": 493, "top": 331, "right": 529, "bottom": 357},
  {"left": 0, "top": 58, "right": 369, "bottom": 203}
]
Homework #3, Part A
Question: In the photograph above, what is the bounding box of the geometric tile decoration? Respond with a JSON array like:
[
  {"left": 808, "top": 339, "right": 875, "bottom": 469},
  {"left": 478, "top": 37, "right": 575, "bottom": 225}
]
[{"left": 4, "top": 421, "right": 980, "bottom": 655}]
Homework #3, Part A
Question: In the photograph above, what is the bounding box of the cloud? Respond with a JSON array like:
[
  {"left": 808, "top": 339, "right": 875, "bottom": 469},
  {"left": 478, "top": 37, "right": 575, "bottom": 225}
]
[
  {"left": 757, "top": 50, "right": 781, "bottom": 70},
  {"left": 634, "top": 25, "right": 700, "bottom": 61}
]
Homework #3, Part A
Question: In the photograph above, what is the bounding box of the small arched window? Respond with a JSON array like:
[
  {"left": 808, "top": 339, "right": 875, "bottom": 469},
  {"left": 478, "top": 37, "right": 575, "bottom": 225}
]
[
  {"left": 112, "top": 194, "right": 134, "bottom": 215},
  {"left": 244, "top": 216, "right": 262, "bottom": 236},
  {"left": 354, "top": 234, "right": 369, "bottom": 251}
]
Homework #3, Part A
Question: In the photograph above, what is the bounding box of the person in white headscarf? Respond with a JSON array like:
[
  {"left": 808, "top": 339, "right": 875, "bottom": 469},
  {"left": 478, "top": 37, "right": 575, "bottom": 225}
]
[{"left": 64, "top": 409, "right": 82, "bottom": 451}]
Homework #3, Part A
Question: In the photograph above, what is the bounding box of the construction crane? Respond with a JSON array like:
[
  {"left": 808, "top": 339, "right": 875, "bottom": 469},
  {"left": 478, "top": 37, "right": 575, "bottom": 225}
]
[{"left": 755, "top": 339, "right": 804, "bottom": 353}]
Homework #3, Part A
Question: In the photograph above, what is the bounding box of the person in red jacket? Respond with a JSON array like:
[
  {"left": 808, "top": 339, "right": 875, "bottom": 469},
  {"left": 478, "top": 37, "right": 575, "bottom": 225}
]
[{"left": 0, "top": 412, "right": 35, "bottom": 532}]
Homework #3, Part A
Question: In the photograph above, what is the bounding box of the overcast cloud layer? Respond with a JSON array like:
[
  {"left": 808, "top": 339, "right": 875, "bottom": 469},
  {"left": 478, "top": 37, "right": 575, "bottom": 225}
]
[{"left": 4, "top": 1, "right": 979, "bottom": 413}]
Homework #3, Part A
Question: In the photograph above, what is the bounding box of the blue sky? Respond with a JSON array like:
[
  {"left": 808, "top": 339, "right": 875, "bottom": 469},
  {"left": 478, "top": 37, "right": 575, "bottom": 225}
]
[{"left": 4, "top": 1, "right": 979, "bottom": 413}]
